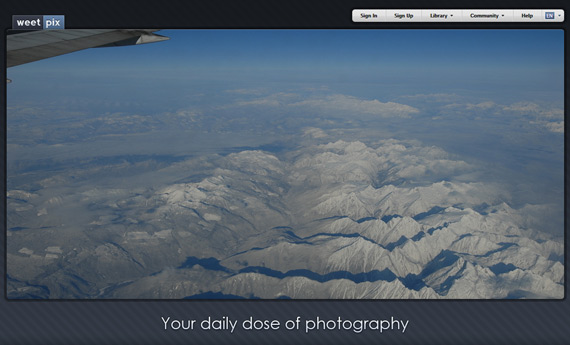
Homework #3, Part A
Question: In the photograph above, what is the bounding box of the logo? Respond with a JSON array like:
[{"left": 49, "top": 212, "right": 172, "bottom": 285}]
[
  {"left": 545, "top": 12, "right": 555, "bottom": 19},
  {"left": 12, "top": 15, "right": 42, "bottom": 30},
  {"left": 12, "top": 15, "right": 65, "bottom": 30},
  {"left": 43, "top": 15, "right": 65, "bottom": 29}
]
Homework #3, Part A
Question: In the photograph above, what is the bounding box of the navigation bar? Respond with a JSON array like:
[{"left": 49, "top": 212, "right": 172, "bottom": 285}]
[{"left": 352, "top": 9, "right": 564, "bottom": 22}]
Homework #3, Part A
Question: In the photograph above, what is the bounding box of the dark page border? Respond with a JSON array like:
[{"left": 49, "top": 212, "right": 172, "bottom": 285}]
[{"left": 0, "top": 0, "right": 567, "bottom": 344}]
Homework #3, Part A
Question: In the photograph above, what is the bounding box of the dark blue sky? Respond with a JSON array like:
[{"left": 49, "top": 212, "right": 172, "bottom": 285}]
[
  {"left": 8, "top": 30, "right": 564, "bottom": 106},
  {"left": 11, "top": 30, "right": 563, "bottom": 69}
]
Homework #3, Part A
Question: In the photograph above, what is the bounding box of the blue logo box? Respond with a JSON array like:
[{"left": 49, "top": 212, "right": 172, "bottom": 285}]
[{"left": 43, "top": 15, "right": 65, "bottom": 29}]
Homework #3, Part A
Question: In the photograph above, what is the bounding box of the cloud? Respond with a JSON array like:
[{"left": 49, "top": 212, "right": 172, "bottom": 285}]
[
  {"left": 440, "top": 100, "right": 564, "bottom": 133},
  {"left": 225, "top": 92, "right": 300, "bottom": 108},
  {"left": 302, "top": 127, "right": 328, "bottom": 139},
  {"left": 290, "top": 94, "right": 420, "bottom": 118},
  {"left": 503, "top": 102, "right": 540, "bottom": 113},
  {"left": 502, "top": 102, "right": 564, "bottom": 133},
  {"left": 441, "top": 101, "right": 498, "bottom": 112},
  {"left": 219, "top": 92, "right": 420, "bottom": 119},
  {"left": 531, "top": 120, "right": 564, "bottom": 133},
  {"left": 466, "top": 101, "right": 496, "bottom": 110},
  {"left": 544, "top": 121, "right": 564, "bottom": 133},
  {"left": 539, "top": 108, "right": 564, "bottom": 120}
]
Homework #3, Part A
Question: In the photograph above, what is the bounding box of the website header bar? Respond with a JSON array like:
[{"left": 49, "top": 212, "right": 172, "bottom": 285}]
[{"left": 352, "top": 9, "right": 564, "bottom": 23}]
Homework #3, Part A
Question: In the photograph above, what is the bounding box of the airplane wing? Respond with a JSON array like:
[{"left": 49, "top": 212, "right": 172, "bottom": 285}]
[{"left": 7, "top": 29, "right": 169, "bottom": 68}]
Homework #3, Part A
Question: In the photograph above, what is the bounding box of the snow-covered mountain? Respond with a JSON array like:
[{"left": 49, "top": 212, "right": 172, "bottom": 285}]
[{"left": 7, "top": 139, "right": 564, "bottom": 299}]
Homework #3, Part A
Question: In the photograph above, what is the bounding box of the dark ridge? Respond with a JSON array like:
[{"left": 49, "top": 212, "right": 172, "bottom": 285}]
[
  {"left": 285, "top": 229, "right": 407, "bottom": 253},
  {"left": 97, "top": 280, "right": 135, "bottom": 298},
  {"left": 9, "top": 226, "right": 28, "bottom": 231},
  {"left": 420, "top": 250, "right": 460, "bottom": 278},
  {"left": 238, "top": 266, "right": 397, "bottom": 284},
  {"left": 451, "top": 204, "right": 464, "bottom": 210},
  {"left": 227, "top": 247, "right": 266, "bottom": 259},
  {"left": 174, "top": 173, "right": 211, "bottom": 184},
  {"left": 69, "top": 281, "right": 85, "bottom": 295},
  {"left": 548, "top": 253, "right": 564, "bottom": 264},
  {"left": 413, "top": 206, "right": 445, "bottom": 221},
  {"left": 356, "top": 217, "right": 377, "bottom": 224},
  {"left": 273, "top": 226, "right": 293, "bottom": 230},
  {"left": 184, "top": 291, "right": 253, "bottom": 299},
  {"left": 472, "top": 203, "right": 490, "bottom": 215},
  {"left": 282, "top": 229, "right": 311, "bottom": 243},
  {"left": 437, "top": 261, "right": 467, "bottom": 295},
  {"left": 400, "top": 251, "right": 465, "bottom": 294},
  {"left": 381, "top": 214, "right": 401, "bottom": 223},
  {"left": 475, "top": 242, "right": 518, "bottom": 258},
  {"left": 385, "top": 236, "right": 408, "bottom": 251},
  {"left": 108, "top": 241, "right": 145, "bottom": 270},
  {"left": 314, "top": 216, "right": 349, "bottom": 222},
  {"left": 178, "top": 253, "right": 399, "bottom": 286},
  {"left": 457, "top": 233, "right": 473, "bottom": 240},
  {"left": 302, "top": 232, "right": 385, "bottom": 249},
  {"left": 399, "top": 274, "right": 426, "bottom": 291},
  {"left": 277, "top": 295, "right": 292, "bottom": 299},
  {"left": 427, "top": 222, "right": 449, "bottom": 235},
  {"left": 178, "top": 256, "right": 231, "bottom": 273},
  {"left": 292, "top": 240, "right": 314, "bottom": 245},
  {"left": 229, "top": 143, "right": 289, "bottom": 154},
  {"left": 305, "top": 232, "right": 359, "bottom": 240},
  {"left": 449, "top": 233, "right": 473, "bottom": 246},
  {"left": 489, "top": 263, "right": 518, "bottom": 275},
  {"left": 65, "top": 272, "right": 91, "bottom": 287},
  {"left": 284, "top": 230, "right": 302, "bottom": 239},
  {"left": 279, "top": 230, "right": 314, "bottom": 245},
  {"left": 411, "top": 231, "right": 425, "bottom": 241}
]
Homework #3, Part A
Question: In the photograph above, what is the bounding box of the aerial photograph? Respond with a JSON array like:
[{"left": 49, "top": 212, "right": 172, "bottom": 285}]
[{"left": 6, "top": 30, "right": 564, "bottom": 299}]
